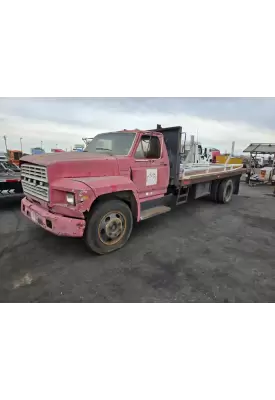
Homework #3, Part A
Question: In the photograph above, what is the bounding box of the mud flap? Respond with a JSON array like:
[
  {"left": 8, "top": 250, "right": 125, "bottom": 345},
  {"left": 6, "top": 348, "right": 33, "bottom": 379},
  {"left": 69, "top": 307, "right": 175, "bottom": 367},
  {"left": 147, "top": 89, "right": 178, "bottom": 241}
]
[{"left": 233, "top": 175, "right": 241, "bottom": 195}]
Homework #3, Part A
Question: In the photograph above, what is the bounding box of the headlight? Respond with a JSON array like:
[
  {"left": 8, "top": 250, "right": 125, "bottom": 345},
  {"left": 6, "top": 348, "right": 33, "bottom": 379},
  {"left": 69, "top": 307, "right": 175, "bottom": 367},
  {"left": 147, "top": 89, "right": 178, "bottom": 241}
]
[{"left": 66, "top": 192, "right": 75, "bottom": 205}]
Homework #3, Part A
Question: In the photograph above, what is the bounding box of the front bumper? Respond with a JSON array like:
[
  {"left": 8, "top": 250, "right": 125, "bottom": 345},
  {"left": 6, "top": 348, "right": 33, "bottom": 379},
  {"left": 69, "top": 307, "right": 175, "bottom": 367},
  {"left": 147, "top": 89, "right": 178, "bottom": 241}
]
[{"left": 21, "top": 197, "right": 86, "bottom": 237}]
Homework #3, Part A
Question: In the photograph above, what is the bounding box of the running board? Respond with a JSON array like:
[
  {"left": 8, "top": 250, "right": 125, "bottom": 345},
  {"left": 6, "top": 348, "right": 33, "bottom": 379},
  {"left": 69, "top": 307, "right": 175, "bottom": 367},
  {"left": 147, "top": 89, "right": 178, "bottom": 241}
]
[{"left": 140, "top": 206, "right": 171, "bottom": 221}]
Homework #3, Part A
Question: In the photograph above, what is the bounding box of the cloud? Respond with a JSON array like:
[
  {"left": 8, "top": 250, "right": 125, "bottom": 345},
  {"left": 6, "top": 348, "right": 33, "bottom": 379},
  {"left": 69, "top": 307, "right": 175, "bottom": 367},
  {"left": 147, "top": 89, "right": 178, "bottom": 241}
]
[{"left": 0, "top": 97, "right": 274, "bottom": 154}]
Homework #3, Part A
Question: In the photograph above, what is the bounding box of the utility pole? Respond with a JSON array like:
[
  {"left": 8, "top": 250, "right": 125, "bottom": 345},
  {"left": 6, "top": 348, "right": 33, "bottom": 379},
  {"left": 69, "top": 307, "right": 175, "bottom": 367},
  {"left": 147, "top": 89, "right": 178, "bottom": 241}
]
[
  {"left": 231, "top": 141, "right": 235, "bottom": 156},
  {"left": 20, "top": 137, "right": 23, "bottom": 153},
  {"left": 41, "top": 140, "right": 43, "bottom": 149},
  {"left": 3, "top": 135, "right": 8, "bottom": 153}
]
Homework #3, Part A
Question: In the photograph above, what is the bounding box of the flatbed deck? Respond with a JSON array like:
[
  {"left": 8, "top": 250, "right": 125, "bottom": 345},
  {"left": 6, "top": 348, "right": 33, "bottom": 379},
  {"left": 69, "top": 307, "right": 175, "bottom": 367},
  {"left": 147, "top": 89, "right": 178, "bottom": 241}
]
[{"left": 180, "top": 164, "right": 244, "bottom": 186}]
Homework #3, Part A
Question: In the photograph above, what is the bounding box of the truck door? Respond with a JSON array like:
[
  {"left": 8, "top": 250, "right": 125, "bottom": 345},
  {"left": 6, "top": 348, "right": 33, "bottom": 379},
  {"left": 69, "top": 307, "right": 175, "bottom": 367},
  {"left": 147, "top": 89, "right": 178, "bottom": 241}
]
[{"left": 130, "top": 133, "right": 169, "bottom": 200}]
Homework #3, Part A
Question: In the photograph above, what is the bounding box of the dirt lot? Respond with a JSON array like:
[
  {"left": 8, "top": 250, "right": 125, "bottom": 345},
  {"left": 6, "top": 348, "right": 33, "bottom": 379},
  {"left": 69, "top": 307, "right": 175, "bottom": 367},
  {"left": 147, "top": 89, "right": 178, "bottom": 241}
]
[{"left": 0, "top": 183, "right": 275, "bottom": 303}]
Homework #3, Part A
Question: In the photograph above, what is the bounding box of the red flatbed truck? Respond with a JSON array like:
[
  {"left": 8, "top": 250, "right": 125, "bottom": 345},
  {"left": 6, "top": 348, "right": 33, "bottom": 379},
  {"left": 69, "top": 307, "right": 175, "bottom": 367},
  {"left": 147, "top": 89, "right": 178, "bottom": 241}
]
[{"left": 20, "top": 125, "right": 243, "bottom": 255}]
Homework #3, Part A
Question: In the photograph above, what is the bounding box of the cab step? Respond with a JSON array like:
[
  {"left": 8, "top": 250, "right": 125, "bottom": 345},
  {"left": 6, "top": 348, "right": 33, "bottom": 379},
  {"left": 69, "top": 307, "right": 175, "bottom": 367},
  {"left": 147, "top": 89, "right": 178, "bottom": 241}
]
[
  {"left": 140, "top": 206, "right": 171, "bottom": 221},
  {"left": 176, "top": 186, "right": 189, "bottom": 205}
]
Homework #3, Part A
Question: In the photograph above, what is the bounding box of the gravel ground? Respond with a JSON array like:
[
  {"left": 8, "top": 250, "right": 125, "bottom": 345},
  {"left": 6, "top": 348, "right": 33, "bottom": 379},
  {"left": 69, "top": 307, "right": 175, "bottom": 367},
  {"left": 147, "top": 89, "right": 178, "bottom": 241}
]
[{"left": 1, "top": 183, "right": 275, "bottom": 303}]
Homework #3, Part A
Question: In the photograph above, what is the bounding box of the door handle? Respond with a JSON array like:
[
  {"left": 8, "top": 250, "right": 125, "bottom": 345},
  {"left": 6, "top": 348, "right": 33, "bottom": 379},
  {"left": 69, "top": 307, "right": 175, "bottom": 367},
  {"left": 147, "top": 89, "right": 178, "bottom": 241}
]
[{"left": 160, "top": 162, "right": 168, "bottom": 166}]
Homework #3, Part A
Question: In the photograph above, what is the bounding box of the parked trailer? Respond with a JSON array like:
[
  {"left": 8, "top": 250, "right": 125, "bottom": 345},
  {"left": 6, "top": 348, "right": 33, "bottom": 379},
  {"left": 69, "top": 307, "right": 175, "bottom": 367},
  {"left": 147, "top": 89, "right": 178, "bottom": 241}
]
[
  {"left": 0, "top": 162, "right": 23, "bottom": 197},
  {"left": 20, "top": 125, "right": 244, "bottom": 255}
]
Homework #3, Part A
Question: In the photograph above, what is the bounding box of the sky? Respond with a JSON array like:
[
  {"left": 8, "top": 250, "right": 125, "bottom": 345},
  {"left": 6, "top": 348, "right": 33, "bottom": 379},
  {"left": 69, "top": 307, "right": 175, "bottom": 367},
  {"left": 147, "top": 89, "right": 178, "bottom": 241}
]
[{"left": 0, "top": 97, "right": 275, "bottom": 154}]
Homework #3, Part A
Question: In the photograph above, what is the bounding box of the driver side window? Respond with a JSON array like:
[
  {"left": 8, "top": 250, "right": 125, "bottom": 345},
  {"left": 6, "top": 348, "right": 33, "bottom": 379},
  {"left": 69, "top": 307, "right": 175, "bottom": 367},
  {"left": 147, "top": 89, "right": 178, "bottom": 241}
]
[{"left": 135, "top": 135, "right": 161, "bottom": 159}]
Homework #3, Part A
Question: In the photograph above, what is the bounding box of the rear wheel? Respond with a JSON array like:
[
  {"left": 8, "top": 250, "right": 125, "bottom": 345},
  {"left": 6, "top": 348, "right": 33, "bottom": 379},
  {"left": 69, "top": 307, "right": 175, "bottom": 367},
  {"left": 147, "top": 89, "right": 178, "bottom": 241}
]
[
  {"left": 84, "top": 199, "right": 133, "bottom": 255},
  {"left": 217, "top": 179, "right": 234, "bottom": 204},
  {"left": 210, "top": 180, "right": 221, "bottom": 202}
]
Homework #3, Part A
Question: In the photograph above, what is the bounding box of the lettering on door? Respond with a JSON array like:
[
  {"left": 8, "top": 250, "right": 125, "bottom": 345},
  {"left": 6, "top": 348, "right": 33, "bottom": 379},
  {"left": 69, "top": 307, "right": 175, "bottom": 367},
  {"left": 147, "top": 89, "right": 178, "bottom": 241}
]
[{"left": 146, "top": 168, "right": 158, "bottom": 186}]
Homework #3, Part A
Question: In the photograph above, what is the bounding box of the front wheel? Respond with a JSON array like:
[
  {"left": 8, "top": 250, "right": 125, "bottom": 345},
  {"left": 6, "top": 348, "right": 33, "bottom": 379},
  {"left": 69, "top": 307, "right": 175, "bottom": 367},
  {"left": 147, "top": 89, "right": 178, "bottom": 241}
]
[{"left": 84, "top": 199, "right": 133, "bottom": 255}]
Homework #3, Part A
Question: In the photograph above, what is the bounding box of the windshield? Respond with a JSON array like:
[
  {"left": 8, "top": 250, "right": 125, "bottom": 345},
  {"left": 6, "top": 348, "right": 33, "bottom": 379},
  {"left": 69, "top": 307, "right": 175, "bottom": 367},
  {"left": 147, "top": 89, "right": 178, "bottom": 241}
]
[{"left": 85, "top": 132, "right": 136, "bottom": 156}]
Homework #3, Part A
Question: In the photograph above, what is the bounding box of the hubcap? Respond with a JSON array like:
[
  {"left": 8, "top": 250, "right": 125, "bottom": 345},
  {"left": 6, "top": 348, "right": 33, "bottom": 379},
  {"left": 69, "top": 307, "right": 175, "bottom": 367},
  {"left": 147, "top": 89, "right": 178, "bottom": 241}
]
[{"left": 98, "top": 212, "right": 126, "bottom": 245}]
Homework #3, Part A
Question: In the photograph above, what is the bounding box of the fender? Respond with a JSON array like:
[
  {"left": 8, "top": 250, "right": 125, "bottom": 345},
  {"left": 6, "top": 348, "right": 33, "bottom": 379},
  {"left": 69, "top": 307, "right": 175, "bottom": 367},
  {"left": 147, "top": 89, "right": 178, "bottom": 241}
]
[
  {"left": 50, "top": 176, "right": 140, "bottom": 220},
  {"left": 72, "top": 176, "right": 141, "bottom": 220},
  {"left": 49, "top": 177, "right": 96, "bottom": 218}
]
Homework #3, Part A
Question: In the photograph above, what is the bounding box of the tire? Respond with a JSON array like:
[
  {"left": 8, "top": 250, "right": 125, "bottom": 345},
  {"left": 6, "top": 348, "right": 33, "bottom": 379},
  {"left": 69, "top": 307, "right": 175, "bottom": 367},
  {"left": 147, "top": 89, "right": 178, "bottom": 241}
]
[
  {"left": 217, "top": 179, "right": 234, "bottom": 204},
  {"left": 84, "top": 199, "right": 133, "bottom": 255},
  {"left": 210, "top": 180, "right": 221, "bottom": 202}
]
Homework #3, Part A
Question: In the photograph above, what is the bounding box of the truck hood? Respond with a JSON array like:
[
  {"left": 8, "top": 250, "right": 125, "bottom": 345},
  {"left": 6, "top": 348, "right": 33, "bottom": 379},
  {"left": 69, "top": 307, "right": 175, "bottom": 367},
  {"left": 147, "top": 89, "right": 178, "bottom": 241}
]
[
  {"left": 20, "top": 152, "right": 121, "bottom": 180},
  {"left": 20, "top": 152, "right": 117, "bottom": 166}
]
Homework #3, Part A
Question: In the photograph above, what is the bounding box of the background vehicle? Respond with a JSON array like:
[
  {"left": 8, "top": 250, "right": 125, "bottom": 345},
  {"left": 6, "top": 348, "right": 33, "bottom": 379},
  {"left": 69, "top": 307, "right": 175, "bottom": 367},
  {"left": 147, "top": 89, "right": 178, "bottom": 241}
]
[
  {"left": 73, "top": 144, "right": 85, "bottom": 152},
  {"left": 20, "top": 125, "right": 243, "bottom": 255},
  {"left": 31, "top": 147, "right": 45, "bottom": 155},
  {"left": 51, "top": 148, "right": 65, "bottom": 153},
  {"left": 1, "top": 161, "right": 21, "bottom": 172},
  {"left": 181, "top": 138, "right": 220, "bottom": 164},
  {"left": 0, "top": 161, "right": 22, "bottom": 196},
  {"left": 8, "top": 150, "right": 23, "bottom": 166},
  {"left": 0, "top": 151, "right": 8, "bottom": 162}
]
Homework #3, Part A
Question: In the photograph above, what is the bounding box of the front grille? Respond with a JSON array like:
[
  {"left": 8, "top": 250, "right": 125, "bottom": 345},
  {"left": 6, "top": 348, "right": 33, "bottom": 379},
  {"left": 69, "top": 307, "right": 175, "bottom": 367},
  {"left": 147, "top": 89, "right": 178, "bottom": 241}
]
[{"left": 21, "top": 164, "right": 49, "bottom": 201}]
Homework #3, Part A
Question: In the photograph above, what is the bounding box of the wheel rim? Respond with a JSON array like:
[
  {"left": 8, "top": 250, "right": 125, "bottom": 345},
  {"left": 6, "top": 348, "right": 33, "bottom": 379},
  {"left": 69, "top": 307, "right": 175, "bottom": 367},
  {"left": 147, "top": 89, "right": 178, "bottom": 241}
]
[
  {"left": 225, "top": 183, "right": 233, "bottom": 201},
  {"left": 98, "top": 211, "right": 127, "bottom": 246}
]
